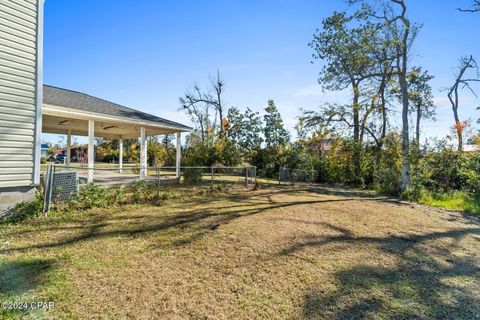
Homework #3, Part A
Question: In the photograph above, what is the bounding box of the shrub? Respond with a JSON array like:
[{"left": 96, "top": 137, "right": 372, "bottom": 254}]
[
  {"left": 183, "top": 167, "right": 203, "bottom": 184},
  {"left": 374, "top": 133, "right": 402, "bottom": 196},
  {"left": 67, "top": 184, "right": 125, "bottom": 210},
  {"left": 129, "top": 181, "right": 153, "bottom": 203},
  {"left": 1, "top": 197, "right": 43, "bottom": 223}
]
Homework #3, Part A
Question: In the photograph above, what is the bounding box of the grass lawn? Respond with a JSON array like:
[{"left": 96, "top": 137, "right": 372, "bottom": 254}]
[
  {"left": 418, "top": 190, "right": 480, "bottom": 214},
  {"left": 1, "top": 184, "right": 480, "bottom": 319}
]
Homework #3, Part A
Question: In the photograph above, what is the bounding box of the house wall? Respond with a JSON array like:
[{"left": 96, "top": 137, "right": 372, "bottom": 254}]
[{"left": 0, "top": 0, "right": 43, "bottom": 212}]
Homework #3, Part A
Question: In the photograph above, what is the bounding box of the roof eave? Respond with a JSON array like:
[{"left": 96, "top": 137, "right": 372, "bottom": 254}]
[{"left": 43, "top": 103, "right": 192, "bottom": 133}]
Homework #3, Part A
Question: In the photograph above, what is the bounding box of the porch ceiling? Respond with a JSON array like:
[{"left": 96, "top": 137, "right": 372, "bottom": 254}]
[
  {"left": 41, "top": 85, "right": 191, "bottom": 139},
  {"left": 42, "top": 113, "right": 181, "bottom": 139}
]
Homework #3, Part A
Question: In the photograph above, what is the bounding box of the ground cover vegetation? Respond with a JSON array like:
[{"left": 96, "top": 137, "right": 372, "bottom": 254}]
[{"left": 1, "top": 185, "right": 480, "bottom": 319}]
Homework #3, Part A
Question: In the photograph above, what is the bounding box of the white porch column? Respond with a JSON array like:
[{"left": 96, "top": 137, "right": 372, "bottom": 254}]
[
  {"left": 66, "top": 129, "right": 71, "bottom": 167},
  {"left": 88, "top": 120, "right": 95, "bottom": 183},
  {"left": 119, "top": 138, "right": 123, "bottom": 173},
  {"left": 176, "top": 132, "right": 181, "bottom": 178},
  {"left": 140, "top": 127, "right": 147, "bottom": 180}
]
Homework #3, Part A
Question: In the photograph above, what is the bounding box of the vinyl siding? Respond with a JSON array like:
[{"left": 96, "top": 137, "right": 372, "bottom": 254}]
[{"left": 0, "top": 0, "right": 39, "bottom": 188}]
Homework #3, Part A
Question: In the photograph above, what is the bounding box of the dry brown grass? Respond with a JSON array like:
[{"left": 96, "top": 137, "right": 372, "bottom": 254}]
[{"left": 1, "top": 184, "right": 480, "bottom": 319}]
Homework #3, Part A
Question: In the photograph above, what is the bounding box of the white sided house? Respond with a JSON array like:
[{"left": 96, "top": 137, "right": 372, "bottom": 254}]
[
  {"left": 0, "top": 0, "right": 44, "bottom": 210},
  {"left": 0, "top": 1, "right": 190, "bottom": 212}
]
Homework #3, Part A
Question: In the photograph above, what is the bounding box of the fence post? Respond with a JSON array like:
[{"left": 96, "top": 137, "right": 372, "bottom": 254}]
[
  {"left": 278, "top": 167, "right": 281, "bottom": 185},
  {"left": 245, "top": 166, "right": 248, "bottom": 188},
  {"left": 211, "top": 166, "right": 214, "bottom": 188},
  {"left": 42, "top": 164, "right": 51, "bottom": 214},
  {"left": 156, "top": 167, "right": 161, "bottom": 200},
  {"left": 46, "top": 164, "right": 55, "bottom": 214}
]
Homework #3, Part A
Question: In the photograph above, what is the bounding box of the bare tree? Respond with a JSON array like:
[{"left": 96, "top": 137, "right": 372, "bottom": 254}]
[
  {"left": 458, "top": 1, "right": 480, "bottom": 12},
  {"left": 179, "top": 71, "right": 227, "bottom": 140},
  {"left": 447, "top": 55, "right": 479, "bottom": 151},
  {"left": 179, "top": 85, "right": 211, "bottom": 143},
  {"left": 211, "top": 71, "right": 226, "bottom": 137}
]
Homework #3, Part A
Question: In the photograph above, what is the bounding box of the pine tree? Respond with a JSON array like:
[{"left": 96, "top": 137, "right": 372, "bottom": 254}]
[{"left": 263, "top": 99, "right": 289, "bottom": 147}]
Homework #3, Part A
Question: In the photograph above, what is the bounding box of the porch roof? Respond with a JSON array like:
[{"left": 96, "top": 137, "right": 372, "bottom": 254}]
[{"left": 42, "top": 85, "right": 191, "bottom": 138}]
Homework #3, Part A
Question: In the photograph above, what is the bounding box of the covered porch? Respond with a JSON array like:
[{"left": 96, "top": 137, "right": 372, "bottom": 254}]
[{"left": 41, "top": 85, "right": 191, "bottom": 184}]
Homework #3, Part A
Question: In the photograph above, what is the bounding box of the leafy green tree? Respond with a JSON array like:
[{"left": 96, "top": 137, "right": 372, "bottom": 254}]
[
  {"left": 160, "top": 134, "right": 177, "bottom": 166},
  {"left": 147, "top": 137, "right": 167, "bottom": 167},
  {"left": 309, "top": 7, "right": 395, "bottom": 184},
  {"left": 405, "top": 67, "right": 436, "bottom": 146},
  {"left": 263, "top": 99, "right": 289, "bottom": 147},
  {"left": 227, "top": 106, "right": 263, "bottom": 160}
]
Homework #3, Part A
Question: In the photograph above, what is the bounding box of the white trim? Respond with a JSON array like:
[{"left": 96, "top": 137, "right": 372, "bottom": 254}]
[
  {"left": 87, "top": 120, "right": 94, "bottom": 183},
  {"left": 139, "top": 127, "right": 147, "bottom": 180},
  {"left": 176, "top": 132, "right": 181, "bottom": 178},
  {"left": 119, "top": 138, "right": 123, "bottom": 173},
  {"left": 32, "top": 0, "right": 44, "bottom": 186},
  {"left": 43, "top": 104, "right": 192, "bottom": 133},
  {"left": 66, "top": 129, "right": 71, "bottom": 166}
]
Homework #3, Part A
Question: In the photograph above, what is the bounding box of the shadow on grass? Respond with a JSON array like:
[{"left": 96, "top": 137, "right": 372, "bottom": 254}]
[
  {"left": 0, "top": 187, "right": 412, "bottom": 253},
  {"left": 279, "top": 220, "right": 480, "bottom": 319},
  {"left": 2, "top": 185, "right": 480, "bottom": 318}
]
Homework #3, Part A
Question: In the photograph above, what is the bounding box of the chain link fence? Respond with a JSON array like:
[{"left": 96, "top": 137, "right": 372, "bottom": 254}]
[
  {"left": 42, "top": 164, "right": 256, "bottom": 211},
  {"left": 278, "top": 167, "right": 318, "bottom": 185}
]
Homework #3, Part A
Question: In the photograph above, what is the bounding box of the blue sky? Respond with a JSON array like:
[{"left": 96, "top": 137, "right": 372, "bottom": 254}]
[{"left": 42, "top": 0, "right": 479, "bottom": 145}]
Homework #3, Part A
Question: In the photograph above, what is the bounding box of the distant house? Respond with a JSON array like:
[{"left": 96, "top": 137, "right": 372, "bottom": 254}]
[
  {"left": 53, "top": 145, "right": 87, "bottom": 163},
  {"left": 0, "top": 1, "right": 191, "bottom": 212},
  {"left": 41, "top": 144, "right": 49, "bottom": 158}
]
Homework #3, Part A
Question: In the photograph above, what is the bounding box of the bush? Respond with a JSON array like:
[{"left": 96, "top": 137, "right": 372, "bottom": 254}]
[
  {"left": 1, "top": 197, "right": 43, "bottom": 223},
  {"left": 67, "top": 184, "right": 125, "bottom": 210},
  {"left": 129, "top": 181, "right": 154, "bottom": 202},
  {"left": 183, "top": 167, "right": 203, "bottom": 184},
  {"left": 40, "top": 157, "right": 47, "bottom": 164},
  {"left": 374, "top": 133, "right": 402, "bottom": 196}
]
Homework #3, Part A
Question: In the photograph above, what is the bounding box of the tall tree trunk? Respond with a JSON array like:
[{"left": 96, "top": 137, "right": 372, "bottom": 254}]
[
  {"left": 454, "top": 111, "right": 463, "bottom": 151},
  {"left": 415, "top": 104, "right": 421, "bottom": 146},
  {"left": 376, "top": 85, "right": 388, "bottom": 175},
  {"left": 352, "top": 84, "right": 361, "bottom": 184},
  {"left": 453, "top": 84, "right": 463, "bottom": 151},
  {"left": 399, "top": 64, "right": 410, "bottom": 191},
  {"left": 218, "top": 103, "right": 224, "bottom": 138},
  {"left": 390, "top": 0, "right": 412, "bottom": 192}
]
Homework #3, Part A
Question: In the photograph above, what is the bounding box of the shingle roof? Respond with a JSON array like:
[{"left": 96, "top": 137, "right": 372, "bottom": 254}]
[{"left": 43, "top": 85, "right": 191, "bottom": 131}]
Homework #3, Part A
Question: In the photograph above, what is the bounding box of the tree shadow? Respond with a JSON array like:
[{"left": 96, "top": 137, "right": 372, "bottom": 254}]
[
  {"left": 290, "top": 225, "right": 480, "bottom": 319},
  {"left": 1, "top": 191, "right": 404, "bottom": 254},
  {"left": 1, "top": 184, "right": 449, "bottom": 255}
]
